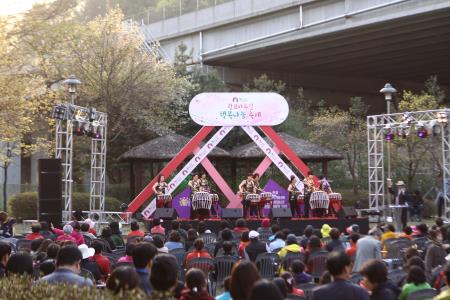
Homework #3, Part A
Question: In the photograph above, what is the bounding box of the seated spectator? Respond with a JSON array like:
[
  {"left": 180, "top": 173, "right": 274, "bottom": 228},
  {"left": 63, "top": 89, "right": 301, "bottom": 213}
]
[
  {"left": 353, "top": 227, "right": 382, "bottom": 272},
  {"left": 414, "top": 223, "right": 429, "bottom": 238},
  {"left": 326, "top": 228, "right": 344, "bottom": 252},
  {"left": 233, "top": 218, "right": 249, "bottom": 234},
  {"left": 127, "top": 221, "right": 145, "bottom": 238},
  {"left": 399, "top": 266, "right": 431, "bottom": 300},
  {"left": 247, "top": 279, "right": 284, "bottom": 300},
  {"left": 230, "top": 260, "right": 261, "bottom": 300},
  {"left": 185, "top": 238, "right": 212, "bottom": 266},
  {"left": 425, "top": 229, "right": 446, "bottom": 278},
  {"left": 56, "top": 225, "right": 77, "bottom": 243},
  {"left": 305, "top": 235, "right": 323, "bottom": 272},
  {"left": 180, "top": 268, "right": 214, "bottom": 300},
  {"left": 245, "top": 231, "right": 267, "bottom": 262},
  {"left": 150, "top": 218, "right": 165, "bottom": 235},
  {"left": 152, "top": 235, "right": 169, "bottom": 254},
  {"left": 319, "top": 270, "right": 332, "bottom": 285},
  {"left": 0, "top": 241, "right": 12, "bottom": 277},
  {"left": 381, "top": 224, "right": 397, "bottom": 247},
  {"left": 39, "top": 245, "right": 93, "bottom": 286},
  {"left": 78, "top": 244, "right": 101, "bottom": 282},
  {"left": 280, "top": 272, "right": 304, "bottom": 297},
  {"left": 106, "top": 266, "right": 140, "bottom": 294},
  {"left": 40, "top": 259, "right": 56, "bottom": 276},
  {"left": 34, "top": 239, "right": 53, "bottom": 262},
  {"left": 150, "top": 254, "right": 179, "bottom": 300},
  {"left": 273, "top": 277, "right": 288, "bottom": 298},
  {"left": 0, "top": 211, "right": 14, "bottom": 238},
  {"left": 360, "top": 259, "right": 399, "bottom": 300},
  {"left": 320, "top": 224, "right": 332, "bottom": 239},
  {"left": 238, "top": 231, "right": 250, "bottom": 258},
  {"left": 84, "top": 218, "right": 97, "bottom": 236},
  {"left": 434, "top": 264, "right": 450, "bottom": 300},
  {"left": 278, "top": 234, "right": 304, "bottom": 272},
  {"left": 216, "top": 276, "right": 232, "bottom": 300},
  {"left": 399, "top": 226, "right": 413, "bottom": 240},
  {"left": 109, "top": 221, "right": 125, "bottom": 248},
  {"left": 100, "top": 226, "right": 116, "bottom": 251},
  {"left": 46, "top": 243, "right": 60, "bottom": 261},
  {"left": 346, "top": 224, "right": 360, "bottom": 235},
  {"left": 214, "top": 228, "right": 235, "bottom": 256},
  {"left": 257, "top": 218, "right": 271, "bottom": 234},
  {"left": 170, "top": 220, "right": 187, "bottom": 241},
  {"left": 397, "top": 256, "right": 425, "bottom": 288},
  {"left": 185, "top": 228, "right": 199, "bottom": 252},
  {"left": 268, "top": 224, "right": 281, "bottom": 242},
  {"left": 132, "top": 242, "right": 157, "bottom": 295},
  {"left": 219, "top": 241, "right": 238, "bottom": 259},
  {"left": 39, "top": 221, "right": 55, "bottom": 240},
  {"left": 30, "top": 238, "right": 44, "bottom": 255},
  {"left": 347, "top": 233, "right": 360, "bottom": 258},
  {"left": 268, "top": 231, "right": 285, "bottom": 253},
  {"left": 90, "top": 240, "right": 110, "bottom": 281},
  {"left": 55, "top": 221, "right": 84, "bottom": 245},
  {"left": 165, "top": 231, "right": 184, "bottom": 251},
  {"left": 404, "top": 247, "right": 421, "bottom": 261},
  {"left": 26, "top": 223, "right": 44, "bottom": 240},
  {"left": 80, "top": 223, "right": 96, "bottom": 240},
  {"left": 290, "top": 259, "right": 312, "bottom": 284},
  {"left": 217, "top": 220, "right": 230, "bottom": 242},
  {"left": 118, "top": 243, "right": 135, "bottom": 264},
  {"left": 198, "top": 221, "right": 208, "bottom": 236},
  {"left": 313, "top": 251, "right": 369, "bottom": 300},
  {"left": 299, "top": 225, "right": 314, "bottom": 249}
]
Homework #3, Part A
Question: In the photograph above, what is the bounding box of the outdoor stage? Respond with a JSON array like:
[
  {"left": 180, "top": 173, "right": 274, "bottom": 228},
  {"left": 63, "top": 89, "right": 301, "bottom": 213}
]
[{"left": 150, "top": 217, "right": 370, "bottom": 236}]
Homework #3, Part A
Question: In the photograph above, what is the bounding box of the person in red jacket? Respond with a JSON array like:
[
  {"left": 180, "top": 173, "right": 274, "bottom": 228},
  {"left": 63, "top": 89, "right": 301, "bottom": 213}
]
[
  {"left": 90, "top": 240, "right": 110, "bottom": 282},
  {"left": 179, "top": 268, "right": 214, "bottom": 300},
  {"left": 127, "top": 221, "right": 145, "bottom": 238},
  {"left": 26, "top": 224, "right": 44, "bottom": 240},
  {"left": 184, "top": 239, "right": 212, "bottom": 266}
]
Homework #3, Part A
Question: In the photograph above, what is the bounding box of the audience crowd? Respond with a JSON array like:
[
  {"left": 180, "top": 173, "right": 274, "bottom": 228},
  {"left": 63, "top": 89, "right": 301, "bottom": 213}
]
[{"left": 1, "top": 211, "right": 450, "bottom": 300}]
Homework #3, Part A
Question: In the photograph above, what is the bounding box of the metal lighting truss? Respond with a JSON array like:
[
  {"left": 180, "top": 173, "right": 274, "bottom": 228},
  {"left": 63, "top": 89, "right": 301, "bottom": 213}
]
[
  {"left": 367, "top": 109, "right": 450, "bottom": 217},
  {"left": 55, "top": 103, "right": 107, "bottom": 222}
]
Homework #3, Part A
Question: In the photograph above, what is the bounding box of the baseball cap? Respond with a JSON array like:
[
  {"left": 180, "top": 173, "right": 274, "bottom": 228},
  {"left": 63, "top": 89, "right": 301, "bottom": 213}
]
[{"left": 249, "top": 230, "right": 260, "bottom": 239}]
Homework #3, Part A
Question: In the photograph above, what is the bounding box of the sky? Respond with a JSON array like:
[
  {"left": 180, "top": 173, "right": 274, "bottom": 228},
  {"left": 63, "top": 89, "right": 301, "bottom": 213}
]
[{"left": 0, "top": 0, "right": 43, "bottom": 16}]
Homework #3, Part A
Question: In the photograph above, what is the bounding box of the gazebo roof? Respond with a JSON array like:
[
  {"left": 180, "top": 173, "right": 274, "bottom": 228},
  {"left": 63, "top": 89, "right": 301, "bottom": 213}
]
[
  {"left": 120, "top": 133, "right": 231, "bottom": 161},
  {"left": 230, "top": 132, "right": 343, "bottom": 161}
]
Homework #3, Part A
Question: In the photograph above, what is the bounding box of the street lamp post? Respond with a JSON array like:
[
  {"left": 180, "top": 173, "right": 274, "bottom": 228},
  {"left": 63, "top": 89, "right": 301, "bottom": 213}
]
[
  {"left": 3, "top": 142, "right": 12, "bottom": 212},
  {"left": 380, "top": 83, "right": 397, "bottom": 181},
  {"left": 62, "top": 75, "right": 81, "bottom": 104}
]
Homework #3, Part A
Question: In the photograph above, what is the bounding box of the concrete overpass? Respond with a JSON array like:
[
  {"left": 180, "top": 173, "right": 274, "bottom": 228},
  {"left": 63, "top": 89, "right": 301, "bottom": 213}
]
[{"left": 140, "top": 0, "right": 450, "bottom": 111}]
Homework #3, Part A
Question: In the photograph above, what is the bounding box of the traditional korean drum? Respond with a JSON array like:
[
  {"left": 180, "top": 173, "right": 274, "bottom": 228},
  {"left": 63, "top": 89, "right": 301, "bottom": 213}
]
[
  {"left": 246, "top": 193, "right": 260, "bottom": 203},
  {"left": 310, "top": 191, "right": 330, "bottom": 210},
  {"left": 297, "top": 194, "right": 304, "bottom": 204},
  {"left": 209, "top": 194, "right": 219, "bottom": 203},
  {"left": 259, "top": 192, "right": 273, "bottom": 201},
  {"left": 328, "top": 193, "right": 342, "bottom": 201},
  {"left": 156, "top": 194, "right": 172, "bottom": 207},
  {"left": 328, "top": 192, "right": 342, "bottom": 215},
  {"left": 192, "top": 192, "right": 212, "bottom": 210}
]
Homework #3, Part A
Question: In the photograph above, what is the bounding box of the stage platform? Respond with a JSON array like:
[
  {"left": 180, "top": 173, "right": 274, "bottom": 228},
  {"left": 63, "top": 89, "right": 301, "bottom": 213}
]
[{"left": 150, "top": 217, "right": 369, "bottom": 236}]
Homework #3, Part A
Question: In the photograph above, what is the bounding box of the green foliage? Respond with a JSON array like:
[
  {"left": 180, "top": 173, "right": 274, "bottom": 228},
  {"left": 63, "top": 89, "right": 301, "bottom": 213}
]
[
  {"left": 243, "top": 74, "right": 286, "bottom": 93},
  {"left": 0, "top": 275, "right": 147, "bottom": 300},
  {"left": 9, "top": 192, "right": 122, "bottom": 220}
]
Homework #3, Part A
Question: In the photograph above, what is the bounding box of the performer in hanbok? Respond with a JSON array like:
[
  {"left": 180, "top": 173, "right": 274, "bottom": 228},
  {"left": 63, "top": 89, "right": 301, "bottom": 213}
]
[
  {"left": 152, "top": 175, "right": 170, "bottom": 207},
  {"left": 303, "top": 171, "right": 317, "bottom": 218},
  {"left": 238, "top": 173, "right": 255, "bottom": 217},
  {"left": 287, "top": 176, "right": 301, "bottom": 217}
]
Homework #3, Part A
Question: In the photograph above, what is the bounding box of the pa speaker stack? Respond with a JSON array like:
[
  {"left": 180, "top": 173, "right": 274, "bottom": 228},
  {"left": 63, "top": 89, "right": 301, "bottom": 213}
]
[{"left": 38, "top": 159, "right": 62, "bottom": 226}]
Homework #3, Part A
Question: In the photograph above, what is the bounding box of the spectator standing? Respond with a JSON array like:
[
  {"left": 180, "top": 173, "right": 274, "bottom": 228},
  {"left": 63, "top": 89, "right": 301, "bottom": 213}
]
[
  {"left": 326, "top": 228, "right": 344, "bottom": 252},
  {"left": 0, "top": 241, "right": 11, "bottom": 278},
  {"left": 399, "top": 266, "right": 431, "bottom": 300},
  {"left": 313, "top": 251, "right": 369, "bottom": 300},
  {"left": 132, "top": 241, "right": 157, "bottom": 295},
  {"left": 360, "top": 259, "right": 400, "bottom": 300},
  {"left": 150, "top": 254, "right": 179, "bottom": 300},
  {"left": 150, "top": 218, "right": 165, "bottom": 235},
  {"left": 353, "top": 227, "right": 382, "bottom": 272},
  {"left": 165, "top": 231, "right": 184, "bottom": 251},
  {"left": 290, "top": 260, "right": 312, "bottom": 284},
  {"left": 25, "top": 224, "right": 44, "bottom": 241},
  {"left": 244, "top": 231, "right": 267, "bottom": 262},
  {"left": 179, "top": 268, "right": 215, "bottom": 300},
  {"left": 39, "top": 245, "right": 93, "bottom": 286},
  {"left": 434, "top": 264, "right": 450, "bottom": 300},
  {"left": 230, "top": 260, "right": 261, "bottom": 300},
  {"left": 78, "top": 244, "right": 101, "bottom": 282},
  {"left": 127, "top": 221, "right": 145, "bottom": 238},
  {"left": 185, "top": 238, "right": 212, "bottom": 266},
  {"left": 90, "top": 240, "right": 111, "bottom": 281},
  {"left": 109, "top": 221, "right": 125, "bottom": 247},
  {"left": 106, "top": 266, "right": 140, "bottom": 294}
]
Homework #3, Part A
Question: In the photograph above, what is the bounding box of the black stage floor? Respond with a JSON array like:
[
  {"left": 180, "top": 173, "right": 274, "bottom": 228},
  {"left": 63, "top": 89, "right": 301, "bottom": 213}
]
[{"left": 152, "top": 217, "right": 369, "bottom": 236}]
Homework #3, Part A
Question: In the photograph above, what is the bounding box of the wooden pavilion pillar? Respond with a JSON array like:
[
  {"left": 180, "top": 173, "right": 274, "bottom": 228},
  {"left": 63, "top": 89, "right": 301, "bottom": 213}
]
[
  {"left": 135, "top": 161, "right": 144, "bottom": 196},
  {"left": 322, "top": 160, "right": 328, "bottom": 177},
  {"left": 129, "top": 161, "right": 135, "bottom": 199}
]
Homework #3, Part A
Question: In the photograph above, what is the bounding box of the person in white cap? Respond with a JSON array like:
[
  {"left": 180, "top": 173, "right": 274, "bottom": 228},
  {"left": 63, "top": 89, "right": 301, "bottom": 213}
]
[
  {"left": 78, "top": 244, "right": 101, "bottom": 282},
  {"left": 387, "top": 179, "right": 411, "bottom": 228},
  {"left": 244, "top": 230, "right": 267, "bottom": 262}
]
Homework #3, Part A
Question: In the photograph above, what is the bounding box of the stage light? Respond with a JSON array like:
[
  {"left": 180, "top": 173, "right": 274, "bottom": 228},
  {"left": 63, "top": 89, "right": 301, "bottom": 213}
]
[
  {"left": 401, "top": 112, "right": 413, "bottom": 124},
  {"left": 397, "top": 125, "right": 410, "bottom": 139},
  {"left": 52, "top": 104, "right": 68, "bottom": 120},
  {"left": 437, "top": 111, "right": 448, "bottom": 124},
  {"left": 383, "top": 125, "right": 395, "bottom": 141},
  {"left": 416, "top": 121, "right": 427, "bottom": 138}
]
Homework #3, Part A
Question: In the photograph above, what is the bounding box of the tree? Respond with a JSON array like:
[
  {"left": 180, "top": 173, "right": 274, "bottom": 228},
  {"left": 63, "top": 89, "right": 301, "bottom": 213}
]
[{"left": 310, "top": 97, "right": 369, "bottom": 194}]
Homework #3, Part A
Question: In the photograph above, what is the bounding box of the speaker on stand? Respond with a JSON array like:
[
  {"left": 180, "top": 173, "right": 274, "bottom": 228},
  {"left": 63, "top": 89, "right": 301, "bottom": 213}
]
[{"left": 38, "top": 159, "right": 62, "bottom": 226}]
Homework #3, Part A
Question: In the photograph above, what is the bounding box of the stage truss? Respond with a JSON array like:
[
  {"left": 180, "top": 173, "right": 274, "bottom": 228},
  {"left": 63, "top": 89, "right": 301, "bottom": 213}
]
[
  {"left": 54, "top": 103, "right": 107, "bottom": 222},
  {"left": 367, "top": 109, "right": 450, "bottom": 216}
]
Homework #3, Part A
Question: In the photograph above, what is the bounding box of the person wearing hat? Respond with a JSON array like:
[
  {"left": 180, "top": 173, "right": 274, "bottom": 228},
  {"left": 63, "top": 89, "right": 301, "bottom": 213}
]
[
  {"left": 78, "top": 243, "right": 101, "bottom": 282},
  {"left": 387, "top": 179, "right": 411, "bottom": 229},
  {"left": 278, "top": 234, "right": 304, "bottom": 272},
  {"left": 321, "top": 224, "right": 332, "bottom": 239},
  {"left": 244, "top": 230, "right": 267, "bottom": 262}
]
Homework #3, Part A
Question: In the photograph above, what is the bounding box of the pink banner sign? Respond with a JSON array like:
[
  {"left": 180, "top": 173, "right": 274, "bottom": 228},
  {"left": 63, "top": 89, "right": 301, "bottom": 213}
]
[{"left": 189, "top": 93, "right": 289, "bottom": 126}]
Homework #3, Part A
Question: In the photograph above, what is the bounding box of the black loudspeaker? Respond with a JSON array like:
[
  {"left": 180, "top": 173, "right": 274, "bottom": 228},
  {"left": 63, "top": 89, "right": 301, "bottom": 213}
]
[
  {"left": 337, "top": 206, "right": 358, "bottom": 219},
  {"left": 269, "top": 207, "right": 292, "bottom": 219},
  {"left": 154, "top": 208, "right": 178, "bottom": 220},
  {"left": 38, "top": 159, "right": 62, "bottom": 226},
  {"left": 221, "top": 208, "right": 243, "bottom": 219}
]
